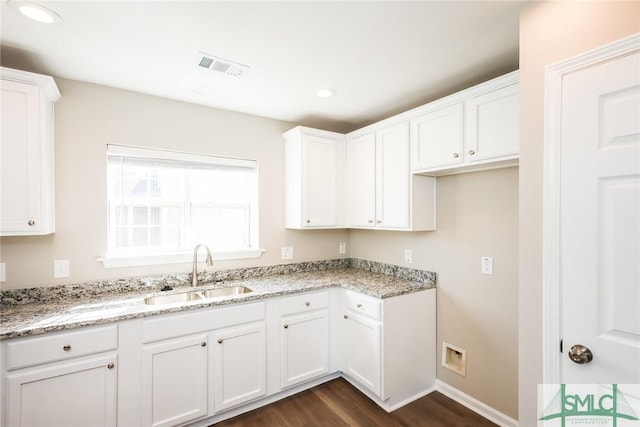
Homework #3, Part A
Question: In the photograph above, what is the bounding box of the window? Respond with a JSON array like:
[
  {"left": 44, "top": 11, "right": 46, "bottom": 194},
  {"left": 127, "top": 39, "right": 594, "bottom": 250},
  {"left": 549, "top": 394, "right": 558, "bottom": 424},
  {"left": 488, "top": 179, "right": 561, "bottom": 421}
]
[{"left": 102, "top": 145, "right": 260, "bottom": 267}]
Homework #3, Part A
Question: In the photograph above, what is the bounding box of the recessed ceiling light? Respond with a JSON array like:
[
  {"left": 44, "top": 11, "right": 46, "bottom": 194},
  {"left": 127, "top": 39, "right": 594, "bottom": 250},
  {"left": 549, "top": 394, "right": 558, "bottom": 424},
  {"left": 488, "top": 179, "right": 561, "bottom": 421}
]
[
  {"left": 316, "top": 88, "right": 337, "bottom": 98},
  {"left": 10, "top": 1, "right": 62, "bottom": 24}
]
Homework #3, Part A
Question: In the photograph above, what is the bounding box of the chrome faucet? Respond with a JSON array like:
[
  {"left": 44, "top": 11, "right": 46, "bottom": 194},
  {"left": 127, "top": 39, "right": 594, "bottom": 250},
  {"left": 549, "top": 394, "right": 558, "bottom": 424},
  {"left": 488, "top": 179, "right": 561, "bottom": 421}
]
[{"left": 191, "top": 244, "right": 213, "bottom": 287}]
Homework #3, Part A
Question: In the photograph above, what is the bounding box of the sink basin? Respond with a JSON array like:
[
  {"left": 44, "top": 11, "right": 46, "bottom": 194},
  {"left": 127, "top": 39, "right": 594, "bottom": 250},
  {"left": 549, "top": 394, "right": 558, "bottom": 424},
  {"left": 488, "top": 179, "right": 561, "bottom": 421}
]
[
  {"left": 201, "top": 286, "right": 253, "bottom": 299},
  {"left": 144, "top": 291, "right": 203, "bottom": 305},
  {"left": 144, "top": 286, "right": 253, "bottom": 305}
]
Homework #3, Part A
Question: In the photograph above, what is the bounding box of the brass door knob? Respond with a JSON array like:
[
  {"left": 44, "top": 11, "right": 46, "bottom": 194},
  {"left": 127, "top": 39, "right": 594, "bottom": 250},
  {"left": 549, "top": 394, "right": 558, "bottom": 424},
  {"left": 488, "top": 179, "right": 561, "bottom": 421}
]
[{"left": 568, "top": 344, "right": 593, "bottom": 364}]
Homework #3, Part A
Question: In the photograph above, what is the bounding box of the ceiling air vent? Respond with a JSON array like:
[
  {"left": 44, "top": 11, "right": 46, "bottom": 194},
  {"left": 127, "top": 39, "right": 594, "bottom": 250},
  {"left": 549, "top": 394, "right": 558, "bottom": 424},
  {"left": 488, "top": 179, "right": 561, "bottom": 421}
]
[{"left": 196, "top": 52, "right": 248, "bottom": 77}]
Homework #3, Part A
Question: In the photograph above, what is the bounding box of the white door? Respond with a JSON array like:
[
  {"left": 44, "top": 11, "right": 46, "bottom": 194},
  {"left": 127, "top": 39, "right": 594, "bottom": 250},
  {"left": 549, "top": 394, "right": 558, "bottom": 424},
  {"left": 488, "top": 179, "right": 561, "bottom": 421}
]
[
  {"left": 547, "top": 35, "right": 640, "bottom": 385},
  {"left": 344, "top": 312, "right": 381, "bottom": 397},
  {"left": 410, "top": 103, "right": 464, "bottom": 171}
]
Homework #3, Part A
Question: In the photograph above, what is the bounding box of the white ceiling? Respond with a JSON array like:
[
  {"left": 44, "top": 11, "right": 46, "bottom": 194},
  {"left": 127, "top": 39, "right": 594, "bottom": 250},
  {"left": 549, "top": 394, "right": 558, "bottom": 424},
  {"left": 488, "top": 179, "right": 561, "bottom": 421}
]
[{"left": 1, "top": 1, "right": 522, "bottom": 132}]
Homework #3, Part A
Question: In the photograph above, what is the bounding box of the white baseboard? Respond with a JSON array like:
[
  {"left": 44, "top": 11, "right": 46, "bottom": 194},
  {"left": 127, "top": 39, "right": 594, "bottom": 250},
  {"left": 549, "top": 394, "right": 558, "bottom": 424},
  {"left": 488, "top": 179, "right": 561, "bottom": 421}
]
[{"left": 436, "top": 380, "right": 519, "bottom": 427}]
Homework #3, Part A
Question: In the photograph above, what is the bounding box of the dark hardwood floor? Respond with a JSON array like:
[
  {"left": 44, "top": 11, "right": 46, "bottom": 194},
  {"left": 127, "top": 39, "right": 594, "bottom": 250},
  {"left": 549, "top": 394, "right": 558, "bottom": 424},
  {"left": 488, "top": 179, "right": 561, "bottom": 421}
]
[{"left": 213, "top": 378, "right": 498, "bottom": 426}]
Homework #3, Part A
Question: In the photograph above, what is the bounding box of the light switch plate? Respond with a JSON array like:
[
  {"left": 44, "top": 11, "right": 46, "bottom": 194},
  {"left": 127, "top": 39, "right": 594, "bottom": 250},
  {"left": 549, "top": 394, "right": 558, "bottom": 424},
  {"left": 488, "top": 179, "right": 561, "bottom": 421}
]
[{"left": 481, "top": 256, "right": 493, "bottom": 275}]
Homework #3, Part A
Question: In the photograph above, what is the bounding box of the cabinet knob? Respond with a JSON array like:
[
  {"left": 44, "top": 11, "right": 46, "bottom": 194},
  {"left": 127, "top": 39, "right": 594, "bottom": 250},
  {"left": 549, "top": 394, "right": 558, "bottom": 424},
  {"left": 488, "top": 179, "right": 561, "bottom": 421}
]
[
  {"left": 376, "top": 220, "right": 382, "bottom": 224},
  {"left": 283, "top": 324, "right": 289, "bottom": 329},
  {"left": 343, "top": 314, "right": 349, "bottom": 319},
  {"left": 306, "top": 219, "right": 311, "bottom": 223},
  {"left": 357, "top": 304, "right": 363, "bottom": 308},
  {"left": 368, "top": 219, "right": 373, "bottom": 224},
  {"left": 63, "top": 345, "right": 71, "bottom": 351},
  {"left": 305, "top": 301, "right": 310, "bottom": 307},
  {"left": 452, "top": 152, "right": 459, "bottom": 158},
  {"left": 200, "top": 341, "right": 207, "bottom": 347},
  {"left": 107, "top": 362, "right": 115, "bottom": 369},
  {"left": 468, "top": 149, "right": 476, "bottom": 156},
  {"left": 217, "top": 338, "right": 224, "bottom": 344},
  {"left": 27, "top": 220, "right": 36, "bottom": 226}
]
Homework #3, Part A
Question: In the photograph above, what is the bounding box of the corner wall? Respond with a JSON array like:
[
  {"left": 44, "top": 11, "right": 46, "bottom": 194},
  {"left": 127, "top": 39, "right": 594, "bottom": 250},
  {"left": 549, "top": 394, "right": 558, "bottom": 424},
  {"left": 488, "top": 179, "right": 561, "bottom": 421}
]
[
  {"left": 351, "top": 166, "right": 519, "bottom": 419},
  {"left": 518, "top": 2, "right": 639, "bottom": 425}
]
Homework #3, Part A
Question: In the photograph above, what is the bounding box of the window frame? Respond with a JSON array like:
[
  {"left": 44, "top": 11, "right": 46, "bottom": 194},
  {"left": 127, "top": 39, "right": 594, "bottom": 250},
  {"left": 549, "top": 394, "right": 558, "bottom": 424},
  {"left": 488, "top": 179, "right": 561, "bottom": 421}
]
[{"left": 98, "top": 144, "right": 263, "bottom": 268}]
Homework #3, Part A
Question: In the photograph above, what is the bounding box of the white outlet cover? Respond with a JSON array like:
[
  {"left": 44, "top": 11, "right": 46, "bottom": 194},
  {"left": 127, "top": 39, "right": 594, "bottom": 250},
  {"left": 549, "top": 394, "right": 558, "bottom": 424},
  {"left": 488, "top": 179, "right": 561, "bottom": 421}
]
[
  {"left": 0, "top": 262, "right": 5, "bottom": 282},
  {"left": 404, "top": 249, "right": 412, "bottom": 264},
  {"left": 339, "top": 242, "right": 346, "bottom": 254},
  {"left": 281, "top": 247, "right": 293, "bottom": 260},
  {"left": 54, "top": 259, "right": 70, "bottom": 278}
]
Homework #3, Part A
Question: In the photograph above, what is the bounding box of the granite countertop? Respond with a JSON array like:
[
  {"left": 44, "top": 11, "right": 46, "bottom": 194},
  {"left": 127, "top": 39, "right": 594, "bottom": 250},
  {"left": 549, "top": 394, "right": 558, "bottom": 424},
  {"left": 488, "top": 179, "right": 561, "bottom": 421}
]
[{"left": 0, "top": 259, "right": 436, "bottom": 340}]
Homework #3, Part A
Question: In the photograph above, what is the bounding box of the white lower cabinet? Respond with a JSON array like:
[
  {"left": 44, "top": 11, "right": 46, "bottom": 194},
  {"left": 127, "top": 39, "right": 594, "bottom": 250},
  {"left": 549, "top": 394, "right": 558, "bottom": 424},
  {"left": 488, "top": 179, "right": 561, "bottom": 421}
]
[
  {"left": 280, "top": 291, "right": 330, "bottom": 388},
  {"left": 142, "top": 334, "right": 209, "bottom": 427},
  {"left": 1, "top": 325, "right": 118, "bottom": 427},
  {"left": 212, "top": 322, "right": 267, "bottom": 412},
  {"left": 344, "top": 312, "right": 382, "bottom": 396},
  {"left": 341, "top": 289, "right": 436, "bottom": 410}
]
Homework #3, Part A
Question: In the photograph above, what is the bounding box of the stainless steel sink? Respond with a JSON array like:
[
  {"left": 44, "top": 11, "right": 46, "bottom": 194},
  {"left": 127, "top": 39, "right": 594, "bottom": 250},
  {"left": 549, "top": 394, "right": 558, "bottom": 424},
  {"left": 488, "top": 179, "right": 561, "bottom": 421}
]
[
  {"left": 144, "top": 291, "right": 203, "bottom": 305},
  {"left": 201, "top": 286, "right": 253, "bottom": 299},
  {"left": 144, "top": 286, "right": 253, "bottom": 305}
]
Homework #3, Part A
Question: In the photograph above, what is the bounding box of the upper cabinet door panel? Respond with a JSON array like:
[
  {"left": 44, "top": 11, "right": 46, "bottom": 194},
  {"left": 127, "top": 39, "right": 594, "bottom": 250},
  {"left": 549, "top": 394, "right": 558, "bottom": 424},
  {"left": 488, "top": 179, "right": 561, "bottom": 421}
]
[
  {"left": 465, "top": 82, "right": 519, "bottom": 162},
  {"left": 302, "top": 135, "right": 338, "bottom": 227},
  {"left": 376, "top": 122, "right": 410, "bottom": 229},
  {"left": 348, "top": 133, "right": 377, "bottom": 228},
  {"left": 410, "top": 103, "right": 464, "bottom": 171}
]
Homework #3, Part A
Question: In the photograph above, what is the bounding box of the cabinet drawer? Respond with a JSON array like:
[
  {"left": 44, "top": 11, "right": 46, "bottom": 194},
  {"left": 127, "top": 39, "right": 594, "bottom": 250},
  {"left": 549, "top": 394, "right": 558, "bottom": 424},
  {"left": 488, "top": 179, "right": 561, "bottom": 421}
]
[
  {"left": 344, "top": 290, "right": 381, "bottom": 321},
  {"left": 280, "top": 291, "right": 329, "bottom": 316},
  {"left": 6, "top": 325, "right": 117, "bottom": 370}
]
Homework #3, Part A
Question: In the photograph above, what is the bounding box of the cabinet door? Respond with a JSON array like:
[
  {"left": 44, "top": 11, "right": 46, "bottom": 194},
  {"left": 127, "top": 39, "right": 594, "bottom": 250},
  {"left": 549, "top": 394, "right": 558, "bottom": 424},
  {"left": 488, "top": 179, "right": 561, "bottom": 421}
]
[
  {"left": 410, "top": 103, "right": 464, "bottom": 171},
  {"left": 142, "top": 334, "right": 209, "bottom": 427},
  {"left": 344, "top": 312, "right": 382, "bottom": 397},
  {"left": 302, "top": 135, "right": 339, "bottom": 227},
  {"left": 213, "top": 322, "right": 266, "bottom": 412},
  {"left": 6, "top": 354, "right": 117, "bottom": 427},
  {"left": 0, "top": 80, "right": 47, "bottom": 235},
  {"left": 348, "top": 133, "right": 377, "bottom": 228},
  {"left": 377, "top": 122, "right": 410, "bottom": 229},
  {"left": 465, "top": 82, "right": 519, "bottom": 162},
  {"left": 280, "top": 310, "right": 329, "bottom": 388}
]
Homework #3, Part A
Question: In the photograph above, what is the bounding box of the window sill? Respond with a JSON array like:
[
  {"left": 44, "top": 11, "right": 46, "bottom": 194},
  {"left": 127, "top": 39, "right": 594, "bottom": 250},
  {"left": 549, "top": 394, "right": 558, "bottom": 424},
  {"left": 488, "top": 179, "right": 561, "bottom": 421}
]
[{"left": 97, "top": 248, "right": 265, "bottom": 269}]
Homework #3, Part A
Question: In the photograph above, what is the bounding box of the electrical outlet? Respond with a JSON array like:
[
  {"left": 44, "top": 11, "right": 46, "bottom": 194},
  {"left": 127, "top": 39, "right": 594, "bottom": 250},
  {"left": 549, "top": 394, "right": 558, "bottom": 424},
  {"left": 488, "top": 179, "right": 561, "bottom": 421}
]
[
  {"left": 281, "top": 247, "right": 294, "bottom": 260},
  {"left": 339, "top": 242, "right": 346, "bottom": 254},
  {"left": 0, "top": 263, "right": 5, "bottom": 282},
  {"left": 481, "top": 256, "right": 493, "bottom": 275},
  {"left": 54, "top": 259, "right": 70, "bottom": 278},
  {"left": 404, "top": 249, "right": 412, "bottom": 264}
]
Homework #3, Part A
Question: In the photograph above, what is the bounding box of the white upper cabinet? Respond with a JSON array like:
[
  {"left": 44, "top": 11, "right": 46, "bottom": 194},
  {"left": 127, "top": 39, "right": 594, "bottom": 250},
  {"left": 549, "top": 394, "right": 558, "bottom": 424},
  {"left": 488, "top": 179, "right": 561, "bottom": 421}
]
[
  {"left": 410, "top": 71, "right": 519, "bottom": 175},
  {"left": 283, "top": 126, "right": 346, "bottom": 229},
  {"left": 1, "top": 67, "right": 60, "bottom": 236},
  {"left": 347, "top": 122, "right": 436, "bottom": 231}
]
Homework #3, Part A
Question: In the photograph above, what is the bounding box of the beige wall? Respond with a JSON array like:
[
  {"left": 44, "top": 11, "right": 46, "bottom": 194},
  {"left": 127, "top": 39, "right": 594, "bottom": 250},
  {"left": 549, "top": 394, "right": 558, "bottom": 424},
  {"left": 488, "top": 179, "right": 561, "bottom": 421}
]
[
  {"left": 351, "top": 166, "right": 519, "bottom": 419},
  {"left": 518, "top": 2, "right": 639, "bottom": 426},
  {"left": 0, "top": 78, "right": 349, "bottom": 288}
]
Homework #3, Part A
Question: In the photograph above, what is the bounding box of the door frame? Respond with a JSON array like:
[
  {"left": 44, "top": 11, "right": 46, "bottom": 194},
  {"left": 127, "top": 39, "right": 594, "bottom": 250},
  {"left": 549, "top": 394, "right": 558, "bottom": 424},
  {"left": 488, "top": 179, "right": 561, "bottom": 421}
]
[{"left": 542, "top": 32, "right": 640, "bottom": 385}]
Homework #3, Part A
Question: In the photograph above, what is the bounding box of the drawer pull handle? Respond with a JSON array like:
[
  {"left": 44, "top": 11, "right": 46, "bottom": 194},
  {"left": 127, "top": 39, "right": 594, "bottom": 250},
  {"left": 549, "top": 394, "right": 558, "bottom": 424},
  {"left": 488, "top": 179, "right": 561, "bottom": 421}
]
[
  {"left": 63, "top": 345, "right": 71, "bottom": 351},
  {"left": 305, "top": 302, "right": 310, "bottom": 307},
  {"left": 468, "top": 149, "right": 476, "bottom": 156},
  {"left": 357, "top": 304, "right": 363, "bottom": 308},
  {"left": 368, "top": 219, "right": 373, "bottom": 223},
  {"left": 343, "top": 314, "right": 349, "bottom": 319},
  {"left": 283, "top": 324, "right": 289, "bottom": 329},
  {"left": 28, "top": 220, "right": 36, "bottom": 226},
  {"left": 107, "top": 362, "right": 115, "bottom": 369},
  {"left": 200, "top": 341, "right": 207, "bottom": 347},
  {"left": 217, "top": 338, "right": 224, "bottom": 344},
  {"left": 452, "top": 152, "right": 459, "bottom": 158}
]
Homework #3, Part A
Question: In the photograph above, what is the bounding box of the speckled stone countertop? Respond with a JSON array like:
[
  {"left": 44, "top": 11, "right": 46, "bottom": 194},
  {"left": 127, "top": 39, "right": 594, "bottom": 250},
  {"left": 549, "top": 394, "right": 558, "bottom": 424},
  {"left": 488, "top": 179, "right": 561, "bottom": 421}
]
[{"left": 0, "top": 259, "right": 436, "bottom": 340}]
